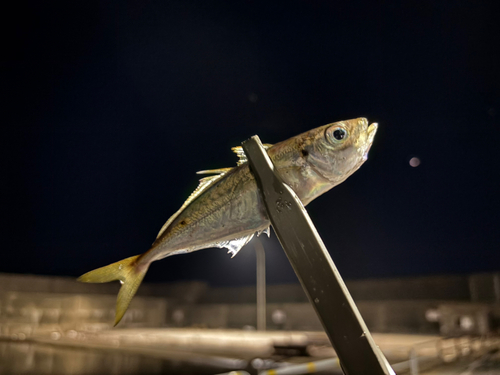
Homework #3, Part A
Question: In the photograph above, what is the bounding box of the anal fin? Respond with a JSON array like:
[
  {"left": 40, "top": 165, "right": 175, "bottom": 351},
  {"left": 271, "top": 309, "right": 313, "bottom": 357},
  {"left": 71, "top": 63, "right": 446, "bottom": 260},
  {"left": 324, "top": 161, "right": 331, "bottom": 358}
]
[
  {"left": 212, "top": 227, "right": 270, "bottom": 258},
  {"left": 213, "top": 234, "right": 255, "bottom": 258}
]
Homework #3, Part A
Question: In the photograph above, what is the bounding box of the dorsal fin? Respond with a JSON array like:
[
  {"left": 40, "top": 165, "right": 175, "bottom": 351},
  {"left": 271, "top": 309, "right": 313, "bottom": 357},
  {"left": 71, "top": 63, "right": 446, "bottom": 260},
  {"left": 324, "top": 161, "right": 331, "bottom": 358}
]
[
  {"left": 196, "top": 167, "right": 233, "bottom": 175},
  {"left": 231, "top": 144, "right": 273, "bottom": 166},
  {"left": 155, "top": 173, "right": 226, "bottom": 240}
]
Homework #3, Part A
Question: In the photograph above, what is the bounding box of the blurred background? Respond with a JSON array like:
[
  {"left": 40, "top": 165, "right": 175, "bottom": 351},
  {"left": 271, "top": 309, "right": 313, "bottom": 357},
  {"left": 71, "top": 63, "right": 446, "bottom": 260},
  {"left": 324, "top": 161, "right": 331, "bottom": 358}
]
[{"left": 1, "top": 1, "right": 499, "bottom": 374}]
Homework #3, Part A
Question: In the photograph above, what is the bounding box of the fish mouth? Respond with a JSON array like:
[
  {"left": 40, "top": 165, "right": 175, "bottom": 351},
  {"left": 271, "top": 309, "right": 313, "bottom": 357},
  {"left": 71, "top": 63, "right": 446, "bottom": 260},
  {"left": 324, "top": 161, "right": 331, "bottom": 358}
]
[
  {"left": 362, "top": 122, "right": 378, "bottom": 160},
  {"left": 367, "top": 122, "right": 378, "bottom": 145}
]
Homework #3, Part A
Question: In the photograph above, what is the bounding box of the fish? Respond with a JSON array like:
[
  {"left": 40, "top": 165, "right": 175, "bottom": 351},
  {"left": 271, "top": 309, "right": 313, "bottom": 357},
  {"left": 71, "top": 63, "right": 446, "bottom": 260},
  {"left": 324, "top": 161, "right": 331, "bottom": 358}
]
[{"left": 78, "top": 118, "right": 378, "bottom": 325}]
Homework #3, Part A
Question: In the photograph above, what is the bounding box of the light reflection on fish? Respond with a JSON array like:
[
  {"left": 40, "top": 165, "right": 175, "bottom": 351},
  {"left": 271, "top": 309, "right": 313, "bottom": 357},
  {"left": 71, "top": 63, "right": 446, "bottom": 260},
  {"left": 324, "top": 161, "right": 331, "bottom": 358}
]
[{"left": 79, "top": 118, "right": 378, "bottom": 325}]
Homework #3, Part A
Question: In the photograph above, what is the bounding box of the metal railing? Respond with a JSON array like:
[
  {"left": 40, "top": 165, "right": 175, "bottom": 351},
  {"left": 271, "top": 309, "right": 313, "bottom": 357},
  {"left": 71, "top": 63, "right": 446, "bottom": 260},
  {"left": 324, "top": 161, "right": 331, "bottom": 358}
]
[{"left": 216, "top": 335, "right": 500, "bottom": 375}]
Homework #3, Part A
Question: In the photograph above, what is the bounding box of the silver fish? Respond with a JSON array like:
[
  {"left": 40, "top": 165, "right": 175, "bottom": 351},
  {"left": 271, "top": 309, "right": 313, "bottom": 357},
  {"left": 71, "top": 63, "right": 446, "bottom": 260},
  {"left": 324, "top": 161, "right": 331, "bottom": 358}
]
[{"left": 79, "top": 118, "right": 378, "bottom": 325}]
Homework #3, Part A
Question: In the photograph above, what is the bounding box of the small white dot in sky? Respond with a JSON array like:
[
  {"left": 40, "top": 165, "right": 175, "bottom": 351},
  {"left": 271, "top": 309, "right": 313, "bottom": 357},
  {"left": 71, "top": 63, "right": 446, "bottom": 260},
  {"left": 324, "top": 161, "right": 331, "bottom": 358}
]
[{"left": 409, "top": 157, "right": 421, "bottom": 167}]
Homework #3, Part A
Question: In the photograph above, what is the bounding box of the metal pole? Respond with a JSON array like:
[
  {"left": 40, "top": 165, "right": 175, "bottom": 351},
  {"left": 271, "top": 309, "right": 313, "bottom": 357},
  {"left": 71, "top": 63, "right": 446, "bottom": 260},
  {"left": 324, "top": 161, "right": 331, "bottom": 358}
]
[
  {"left": 436, "top": 339, "right": 444, "bottom": 362},
  {"left": 242, "top": 136, "right": 394, "bottom": 375},
  {"left": 493, "top": 273, "right": 500, "bottom": 303},
  {"left": 469, "top": 276, "right": 477, "bottom": 302},
  {"left": 409, "top": 348, "right": 419, "bottom": 375},
  {"left": 255, "top": 237, "right": 267, "bottom": 331}
]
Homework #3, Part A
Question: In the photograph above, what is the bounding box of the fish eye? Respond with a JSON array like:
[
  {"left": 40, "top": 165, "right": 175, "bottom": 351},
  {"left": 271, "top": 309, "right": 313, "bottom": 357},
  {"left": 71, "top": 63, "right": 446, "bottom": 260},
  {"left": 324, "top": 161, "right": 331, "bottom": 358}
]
[
  {"left": 326, "top": 126, "right": 348, "bottom": 144},
  {"left": 333, "top": 129, "right": 346, "bottom": 140}
]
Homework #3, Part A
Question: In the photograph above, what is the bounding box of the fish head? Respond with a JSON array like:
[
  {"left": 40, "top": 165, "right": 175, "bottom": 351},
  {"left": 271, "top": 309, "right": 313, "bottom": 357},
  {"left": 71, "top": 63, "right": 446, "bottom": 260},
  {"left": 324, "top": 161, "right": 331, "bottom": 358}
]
[{"left": 306, "top": 117, "right": 378, "bottom": 185}]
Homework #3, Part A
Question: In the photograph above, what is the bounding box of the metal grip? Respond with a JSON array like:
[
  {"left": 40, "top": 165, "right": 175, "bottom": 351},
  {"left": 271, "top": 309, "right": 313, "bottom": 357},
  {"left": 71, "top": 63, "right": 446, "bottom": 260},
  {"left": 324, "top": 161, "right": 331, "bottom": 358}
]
[{"left": 242, "top": 135, "right": 394, "bottom": 375}]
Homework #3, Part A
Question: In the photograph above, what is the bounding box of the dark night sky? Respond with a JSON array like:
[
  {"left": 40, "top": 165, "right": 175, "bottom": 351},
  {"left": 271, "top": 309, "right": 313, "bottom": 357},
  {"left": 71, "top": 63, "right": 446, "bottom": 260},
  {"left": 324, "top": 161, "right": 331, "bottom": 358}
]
[{"left": 1, "top": 1, "right": 499, "bottom": 286}]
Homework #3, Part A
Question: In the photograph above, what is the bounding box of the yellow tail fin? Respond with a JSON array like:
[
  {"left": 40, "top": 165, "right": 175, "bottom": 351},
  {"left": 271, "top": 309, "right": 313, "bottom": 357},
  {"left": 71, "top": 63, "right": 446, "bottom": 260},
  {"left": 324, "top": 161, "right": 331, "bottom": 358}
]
[{"left": 78, "top": 255, "right": 148, "bottom": 326}]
